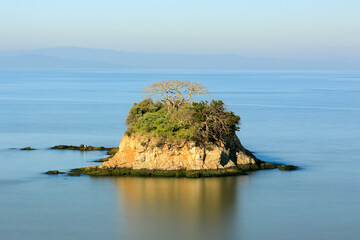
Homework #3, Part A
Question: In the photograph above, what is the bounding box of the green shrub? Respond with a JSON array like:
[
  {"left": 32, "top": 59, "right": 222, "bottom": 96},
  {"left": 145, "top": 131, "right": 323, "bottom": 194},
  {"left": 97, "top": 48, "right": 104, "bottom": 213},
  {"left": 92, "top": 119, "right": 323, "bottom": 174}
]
[
  {"left": 125, "top": 99, "right": 241, "bottom": 145},
  {"left": 155, "top": 139, "right": 165, "bottom": 148}
]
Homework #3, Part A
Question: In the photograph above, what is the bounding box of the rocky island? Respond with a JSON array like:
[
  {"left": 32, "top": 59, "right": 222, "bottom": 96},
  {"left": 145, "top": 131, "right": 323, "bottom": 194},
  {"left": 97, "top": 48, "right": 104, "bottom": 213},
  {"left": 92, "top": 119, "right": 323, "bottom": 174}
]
[{"left": 70, "top": 80, "right": 295, "bottom": 177}]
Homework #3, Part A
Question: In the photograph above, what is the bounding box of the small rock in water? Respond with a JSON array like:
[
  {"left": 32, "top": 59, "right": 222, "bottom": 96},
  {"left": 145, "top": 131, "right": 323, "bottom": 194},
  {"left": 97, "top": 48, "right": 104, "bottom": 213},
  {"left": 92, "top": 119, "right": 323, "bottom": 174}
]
[
  {"left": 20, "top": 147, "right": 35, "bottom": 150},
  {"left": 51, "top": 144, "right": 108, "bottom": 151},
  {"left": 44, "top": 170, "right": 65, "bottom": 175}
]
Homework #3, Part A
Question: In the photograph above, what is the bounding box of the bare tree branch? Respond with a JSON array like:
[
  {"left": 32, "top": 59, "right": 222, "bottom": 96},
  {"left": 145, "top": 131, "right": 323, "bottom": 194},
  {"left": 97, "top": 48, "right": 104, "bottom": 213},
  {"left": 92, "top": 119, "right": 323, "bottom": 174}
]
[{"left": 143, "top": 80, "right": 210, "bottom": 109}]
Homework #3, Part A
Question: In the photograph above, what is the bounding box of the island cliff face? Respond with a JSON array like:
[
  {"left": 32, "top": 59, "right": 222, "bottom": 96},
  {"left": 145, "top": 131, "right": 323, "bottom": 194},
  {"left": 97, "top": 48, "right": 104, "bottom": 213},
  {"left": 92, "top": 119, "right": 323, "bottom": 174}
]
[{"left": 100, "top": 133, "right": 260, "bottom": 171}]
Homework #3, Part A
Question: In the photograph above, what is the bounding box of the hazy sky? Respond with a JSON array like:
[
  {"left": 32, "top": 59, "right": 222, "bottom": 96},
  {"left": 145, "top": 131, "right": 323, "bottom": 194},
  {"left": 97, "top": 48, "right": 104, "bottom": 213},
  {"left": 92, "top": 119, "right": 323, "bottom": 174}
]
[{"left": 1, "top": 0, "right": 359, "bottom": 58}]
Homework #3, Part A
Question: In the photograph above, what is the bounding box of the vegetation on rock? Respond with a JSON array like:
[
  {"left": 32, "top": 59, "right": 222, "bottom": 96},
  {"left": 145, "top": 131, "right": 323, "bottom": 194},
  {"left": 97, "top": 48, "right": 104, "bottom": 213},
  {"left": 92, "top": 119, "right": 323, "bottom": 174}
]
[{"left": 126, "top": 81, "right": 240, "bottom": 145}]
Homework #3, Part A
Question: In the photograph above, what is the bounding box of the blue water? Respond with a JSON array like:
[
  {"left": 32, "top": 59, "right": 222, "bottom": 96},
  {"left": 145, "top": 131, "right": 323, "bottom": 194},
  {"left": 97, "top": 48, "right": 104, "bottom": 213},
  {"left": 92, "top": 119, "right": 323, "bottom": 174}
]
[{"left": 0, "top": 69, "right": 359, "bottom": 240}]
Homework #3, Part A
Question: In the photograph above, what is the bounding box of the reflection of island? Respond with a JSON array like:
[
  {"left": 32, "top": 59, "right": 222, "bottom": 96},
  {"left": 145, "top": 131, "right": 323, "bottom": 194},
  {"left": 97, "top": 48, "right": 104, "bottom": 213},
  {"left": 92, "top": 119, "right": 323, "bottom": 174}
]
[{"left": 112, "top": 177, "right": 248, "bottom": 240}]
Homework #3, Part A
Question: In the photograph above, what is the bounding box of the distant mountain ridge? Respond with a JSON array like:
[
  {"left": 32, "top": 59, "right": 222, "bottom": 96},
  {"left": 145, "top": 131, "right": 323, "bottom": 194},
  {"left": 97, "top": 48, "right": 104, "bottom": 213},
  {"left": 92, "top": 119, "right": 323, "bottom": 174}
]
[
  {"left": 0, "top": 53, "right": 122, "bottom": 69},
  {"left": 0, "top": 47, "right": 358, "bottom": 69}
]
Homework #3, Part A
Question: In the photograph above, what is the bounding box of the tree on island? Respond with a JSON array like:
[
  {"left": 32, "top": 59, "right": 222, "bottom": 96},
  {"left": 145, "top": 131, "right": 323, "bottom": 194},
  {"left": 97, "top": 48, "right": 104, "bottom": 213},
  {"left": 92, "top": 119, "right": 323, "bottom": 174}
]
[
  {"left": 143, "top": 80, "right": 209, "bottom": 109},
  {"left": 126, "top": 80, "right": 240, "bottom": 145}
]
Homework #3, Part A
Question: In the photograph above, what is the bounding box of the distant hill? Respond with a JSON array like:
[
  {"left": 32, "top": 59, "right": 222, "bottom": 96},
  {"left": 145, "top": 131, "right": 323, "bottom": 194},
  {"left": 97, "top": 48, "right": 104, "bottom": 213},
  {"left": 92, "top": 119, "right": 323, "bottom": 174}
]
[{"left": 0, "top": 47, "right": 359, "bottom": 69}]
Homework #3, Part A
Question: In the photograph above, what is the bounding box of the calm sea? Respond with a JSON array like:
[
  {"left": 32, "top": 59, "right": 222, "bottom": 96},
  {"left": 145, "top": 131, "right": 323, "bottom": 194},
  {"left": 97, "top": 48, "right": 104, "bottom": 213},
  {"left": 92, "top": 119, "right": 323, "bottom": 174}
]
[{"left": 0, "top": 69, "right": 359, "bottom": 240}]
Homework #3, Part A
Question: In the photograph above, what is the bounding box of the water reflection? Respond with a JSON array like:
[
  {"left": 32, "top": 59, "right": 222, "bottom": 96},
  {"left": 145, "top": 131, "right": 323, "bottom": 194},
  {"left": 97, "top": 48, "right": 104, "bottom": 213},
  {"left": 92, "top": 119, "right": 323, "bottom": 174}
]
[{"left": 112, "top": 177, "right": 248, "bottom": 240}]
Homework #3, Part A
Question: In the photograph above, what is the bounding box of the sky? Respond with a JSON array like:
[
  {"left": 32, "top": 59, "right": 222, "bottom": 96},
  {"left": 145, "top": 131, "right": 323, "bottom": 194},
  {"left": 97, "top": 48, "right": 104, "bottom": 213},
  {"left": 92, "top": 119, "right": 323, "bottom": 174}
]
[{"left": 0, "top": 0, "right": 359, "bottom": 59}]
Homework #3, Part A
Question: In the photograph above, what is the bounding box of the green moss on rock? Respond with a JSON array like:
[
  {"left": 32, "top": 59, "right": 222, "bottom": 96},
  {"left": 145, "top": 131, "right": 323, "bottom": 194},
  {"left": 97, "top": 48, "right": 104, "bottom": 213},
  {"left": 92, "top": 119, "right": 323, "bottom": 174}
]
[
  {"left": 238, "top": 164, "right": 261, "bottom": 171},
  {"left": 260, "top": 162, "right": 278, "bottom": 169},
  {"left": 278, "top": 165, "right": 297, "bottom": 171},
  {"left": 67, "top": 167, "right": 246, "bottom": 178},
  {"left": 51, "top": 144, "right": 110, "bottom": 151},
  {"left": 94, "top": 147, "right": 119, "bottom": 162},
  {"left": 45, "top": 170, "right": 65, "bottom": 175}
]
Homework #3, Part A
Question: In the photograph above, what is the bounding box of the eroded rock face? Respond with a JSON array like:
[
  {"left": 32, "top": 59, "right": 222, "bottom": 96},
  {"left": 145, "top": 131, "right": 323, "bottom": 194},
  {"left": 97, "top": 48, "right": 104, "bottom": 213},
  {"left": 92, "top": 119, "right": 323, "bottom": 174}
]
[{"left": 100, "top": 134, "right": 259, "bottom": 171}]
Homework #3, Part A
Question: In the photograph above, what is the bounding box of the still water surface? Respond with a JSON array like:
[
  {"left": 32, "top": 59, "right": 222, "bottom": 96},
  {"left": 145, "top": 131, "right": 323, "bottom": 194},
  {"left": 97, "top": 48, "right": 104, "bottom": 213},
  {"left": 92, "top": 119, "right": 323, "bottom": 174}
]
[{"left": 0, "top": 69, "right": 359, "bottom": 240}]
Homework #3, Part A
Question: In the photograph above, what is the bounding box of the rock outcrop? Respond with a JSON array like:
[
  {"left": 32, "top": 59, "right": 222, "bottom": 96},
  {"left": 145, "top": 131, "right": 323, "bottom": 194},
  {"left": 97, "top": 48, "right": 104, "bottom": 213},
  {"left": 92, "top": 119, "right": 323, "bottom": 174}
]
[{"left": 100, "top": 133, "right": 260, "bottom": 171}]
